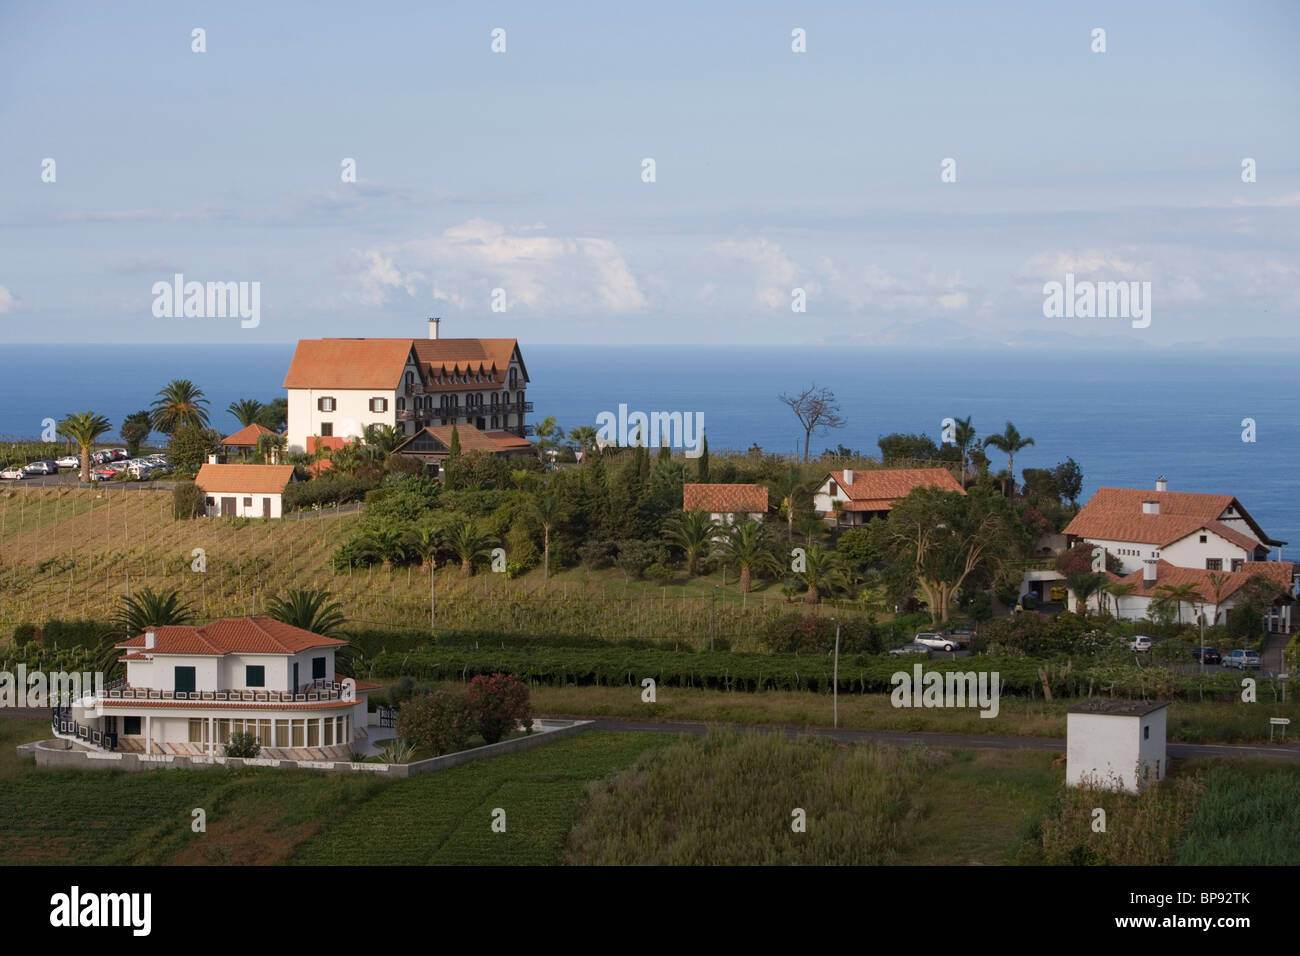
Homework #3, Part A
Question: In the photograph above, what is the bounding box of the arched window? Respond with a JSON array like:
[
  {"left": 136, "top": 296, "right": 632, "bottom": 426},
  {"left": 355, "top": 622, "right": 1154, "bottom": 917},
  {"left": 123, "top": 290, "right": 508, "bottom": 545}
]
[{"left": 491, "top": 393, "right": 499, "bottom": 407}]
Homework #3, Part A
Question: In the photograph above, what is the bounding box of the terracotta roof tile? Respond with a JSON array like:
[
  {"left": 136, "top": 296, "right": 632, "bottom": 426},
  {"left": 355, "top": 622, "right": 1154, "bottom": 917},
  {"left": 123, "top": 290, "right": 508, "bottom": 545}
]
[
  {"left": 117, "top": 617, "right": 347, "bottom": 656},
  {"left": 827, "top": 468, "right": 964, "bottom": 508},
  {"left": 221, "top": 423, "right": 276, "bottom": 447},
  {"left": 683, "top": 483, "right": 768, "bottom": 514},
  {"left": 1111, "top": 560, "right": 1295, "bottom": 602},
  {"left": 196, "top": 463, "right": 295, "bottom": 496},
  {"left": 394, "top": 424, "right": 535, "bottom": 455},
  {"left": 1064, "top": 486, "right": 1281, "bottom": 547},
  {"left": 283, "top": 337, "right": 525, "bottom": 391}
]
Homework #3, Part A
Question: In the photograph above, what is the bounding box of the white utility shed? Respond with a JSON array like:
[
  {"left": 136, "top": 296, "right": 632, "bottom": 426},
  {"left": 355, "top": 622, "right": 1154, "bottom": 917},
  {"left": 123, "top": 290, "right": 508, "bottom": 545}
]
[{"left": 1066, "top": 699, "right": 1168, "bottom": 794}]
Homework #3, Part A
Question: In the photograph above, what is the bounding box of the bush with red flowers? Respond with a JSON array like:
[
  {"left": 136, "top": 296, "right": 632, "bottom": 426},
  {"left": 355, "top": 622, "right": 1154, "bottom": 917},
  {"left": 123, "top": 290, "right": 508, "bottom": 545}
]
[{"left": 467, "top": 673, "right": 532, "bottom": 744}]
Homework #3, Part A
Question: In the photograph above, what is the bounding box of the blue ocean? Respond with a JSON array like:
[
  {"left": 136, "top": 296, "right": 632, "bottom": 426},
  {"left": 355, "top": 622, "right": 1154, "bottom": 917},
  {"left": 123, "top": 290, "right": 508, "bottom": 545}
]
[{"left": 1, "top": 344, "right": 1295, "bottom": 549}]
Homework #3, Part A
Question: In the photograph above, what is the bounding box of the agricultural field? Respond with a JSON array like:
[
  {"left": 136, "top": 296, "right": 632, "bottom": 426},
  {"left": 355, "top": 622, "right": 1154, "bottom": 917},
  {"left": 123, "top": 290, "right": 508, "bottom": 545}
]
[{"left": 0, "top": 485, "right": 863, "bottom": 646}]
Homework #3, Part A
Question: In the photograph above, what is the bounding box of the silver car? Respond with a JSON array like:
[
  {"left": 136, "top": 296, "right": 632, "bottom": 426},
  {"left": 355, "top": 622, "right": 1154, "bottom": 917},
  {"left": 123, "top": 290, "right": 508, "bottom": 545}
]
[
  {"left": 889, "top": 642, "right": 931, "bottom": 656},
  {"left": 913, "top": 632, "right": 956, "bottom": 652}
]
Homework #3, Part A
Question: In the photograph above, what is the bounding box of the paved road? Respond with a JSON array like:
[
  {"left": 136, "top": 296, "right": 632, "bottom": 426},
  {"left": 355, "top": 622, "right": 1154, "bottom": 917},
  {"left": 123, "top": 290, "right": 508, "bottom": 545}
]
[{"left": 558, "top": 716, "right": 1300, "bottom": 763}]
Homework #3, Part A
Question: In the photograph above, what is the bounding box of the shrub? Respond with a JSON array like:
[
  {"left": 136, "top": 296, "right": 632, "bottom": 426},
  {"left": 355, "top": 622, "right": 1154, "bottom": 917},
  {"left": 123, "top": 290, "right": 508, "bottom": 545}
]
[
  {"left": 614, "top": 539, "right": 664, "bottom": 580},
  {"left": 467, "top": 673, "right": 532, "bottom": 744},
  {"left": 579, "top": 539, "right": 617, "bottom": 569},
  {"left": 761, "top": 614, "right": 884, "bottom": 655},
  {"left": 397, "top": 689, "right": 476, "bottom": 755},
  {"left": 168, "top": 426, "right": 224, "bottom": 474},
  {"left": 12, "top": 624, "right": 37, "bottom": 647},
  {"left": 172, "top": 481, "right": 207, "bottom": 519},
  {"left": 224, "top": 732, "right": 261, "bottom": 758},
  {"left": 283, "top": 474, "right": 377, "bottom": 511}
]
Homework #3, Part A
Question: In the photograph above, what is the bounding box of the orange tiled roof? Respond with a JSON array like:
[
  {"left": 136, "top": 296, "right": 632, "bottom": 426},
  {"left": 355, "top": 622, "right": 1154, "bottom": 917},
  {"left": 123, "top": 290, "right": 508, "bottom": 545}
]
[
  {"left": 1110, "top": 560, "right": 1294, "bottom": 602},
  {"left": 196, "top": 463, "right": 295, "bottom": 496},
  {"left": 283, "top": 337, "right": 524, "bottom": 391},
  {"left": 826, "top": 468, "right": 964, "bottom": 510},
  {"left": 221, "top": 423, "right": 275, "bottom": 447},
  {"left": 1064, "top": 487, "right": 1281, "bottom": 547},
  {"left": 116, "top": 617, "right": 347, "bottom": 656},
  {"left": 683, "top": 483, "right": 768, "bottom": 514},
  {"left": 393, "top": 424, "right": 535, "bottom": 456}
]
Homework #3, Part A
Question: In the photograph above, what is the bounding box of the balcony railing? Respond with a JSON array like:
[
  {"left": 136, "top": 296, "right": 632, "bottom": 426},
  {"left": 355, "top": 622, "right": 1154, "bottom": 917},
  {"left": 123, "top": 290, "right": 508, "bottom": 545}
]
[
  {"left": 96, "top": 679, "right": 358, "bottom": 704},
  {"left": 52, "top": 706, "right": 117, "bottom": 751}
]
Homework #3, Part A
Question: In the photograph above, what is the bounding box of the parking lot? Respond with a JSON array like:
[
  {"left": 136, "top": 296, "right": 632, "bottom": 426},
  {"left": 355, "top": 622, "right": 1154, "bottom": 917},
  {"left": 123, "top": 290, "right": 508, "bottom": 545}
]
[{"left": 0, "top": 450, "right": 175, "bottom": 489}]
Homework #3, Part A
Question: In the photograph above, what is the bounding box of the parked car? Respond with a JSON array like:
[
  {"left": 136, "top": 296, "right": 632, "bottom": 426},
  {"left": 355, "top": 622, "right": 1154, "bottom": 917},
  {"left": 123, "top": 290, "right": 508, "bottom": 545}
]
[
  {"left": 1224, "top": 649, "right": 1261, "bottom": 669},
  {"left": 92, "top": 450, "right": 114, "bottom": 465},
  {"left": 945, "top": 626, "right": 977, "bottom": 644},
  {"left": 108, "top": 448, "right": 129, "bottom": 460},
  {"left": 55, "top": 455, "right": 81, "bottom": 469},
  {"left": 1129, "top": 635, "right": 1154, "bottom": 653},
  {"left": 0, "top": 466, "right": 26, "bottom": 480},
  {"left": 1193, "top": 646, "right": 1222, "bottom": 665},
  {"left": 889, "top": 642, "right": 931, "bottom": 657},
  {"left": 90, "top": 466, "right": 119, "bottom": 481},
  {"left": 914, "top": 632, "right": 956, "bottom": 652},
  {"left": 22, "top": 461, "right": 59, "bottom": 475}
]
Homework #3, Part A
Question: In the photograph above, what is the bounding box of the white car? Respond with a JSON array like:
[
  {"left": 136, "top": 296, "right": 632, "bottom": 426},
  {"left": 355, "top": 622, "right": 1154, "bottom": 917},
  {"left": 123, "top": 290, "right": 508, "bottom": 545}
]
[
  {"left": 55, "top": 455, "right": 80, "bottom": 468},
  {"left": 1129, "top": 635, "right": 1154, "bottom": 652},
  {"left": 913, "top": 632, "right": 956, "bottom": 652},
  {"left": 0, "top": 466, "right": 26, "bottom": 480}
]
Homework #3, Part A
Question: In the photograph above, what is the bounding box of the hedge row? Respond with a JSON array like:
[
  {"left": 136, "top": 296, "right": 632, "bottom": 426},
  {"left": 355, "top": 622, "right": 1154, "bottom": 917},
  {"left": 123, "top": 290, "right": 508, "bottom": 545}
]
[{"left": 365, "top": 646, "right": 1250, "bottom": 700}]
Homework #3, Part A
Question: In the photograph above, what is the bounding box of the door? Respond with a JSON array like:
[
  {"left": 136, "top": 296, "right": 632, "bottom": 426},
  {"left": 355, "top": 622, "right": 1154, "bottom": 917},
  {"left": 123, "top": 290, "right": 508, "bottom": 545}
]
[
  {"left": 262, "top": 496, "right": 271, "bottom": 518},
  {"left": 221, "top": 496, "right": 236, "bottom": 517}
]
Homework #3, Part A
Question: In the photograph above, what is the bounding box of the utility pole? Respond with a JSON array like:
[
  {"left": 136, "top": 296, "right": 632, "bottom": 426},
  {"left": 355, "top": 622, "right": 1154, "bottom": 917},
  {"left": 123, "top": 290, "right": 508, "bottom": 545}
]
[{"left": 832, "top": 618, "right": 841, "bottom": 728}]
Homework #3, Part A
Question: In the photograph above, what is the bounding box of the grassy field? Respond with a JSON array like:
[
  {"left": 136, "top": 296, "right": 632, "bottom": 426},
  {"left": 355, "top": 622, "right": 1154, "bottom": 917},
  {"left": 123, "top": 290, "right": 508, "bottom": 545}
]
[
  {"left": 0, "top": 485, "right": 864, "bottom": 646},
  {"left": 526, "top": 682, "right": 1300, "bottom": 744}
]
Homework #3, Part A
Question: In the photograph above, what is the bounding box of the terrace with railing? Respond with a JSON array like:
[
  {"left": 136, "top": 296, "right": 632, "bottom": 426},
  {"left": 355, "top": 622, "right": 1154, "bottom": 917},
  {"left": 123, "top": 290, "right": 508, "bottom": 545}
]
[
  {"left": 92, "top": 677, "right": 357, "bottom": 705},
  {"left": 51, "top": 706, "right": 117, "bottom": 751}
]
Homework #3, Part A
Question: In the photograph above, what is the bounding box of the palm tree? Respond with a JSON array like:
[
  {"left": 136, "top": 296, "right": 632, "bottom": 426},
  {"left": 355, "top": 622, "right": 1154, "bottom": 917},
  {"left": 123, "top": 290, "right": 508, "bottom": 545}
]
[
  {"left": 662, "top": 510, "right": 718, "bottom": 577},
  {"left": 364, "top": 423, "right": 405, "bottom": 458},
  {"left": 771, "top": 464, "right": 817, "bottom": 540},
  {"left": 151, "top": 380, "right": 210, "bottom": 434},
  {"left": 227, "top": 398, "right": 264, "bottom": 428},
  {"left": 114, "top": 587, "right": 196, "bottom": 636},
  {"left": 570, "top": 425, "right": 599, "bottom": 457},
  {"left": 983, "top": 422, "right": 1034, "bottom": 495},
  {"left": 266, "top": 589, "right": 346, "bottom": 637},
  {"left": 532, "top": 493, "right": 564, "bottom": 580},
  {"left": 57, "top": 411, "right": 112, "bottom": 483},
  {"left": 447, "top": 517, "right": 496, "bottom": 577},
  {"left": 1069, "top": 572, "right": 1108, "bottom": 615},
  {"left": 1105, "top": 580, "right": 1137, "bottom": 618},
  {"left": 405, "top": 524, "right": 441, "bottom": 571},
  {"left": 953, "top": 416, "right": 977, "bottom": 487},
  {"left": 1154, "top": 582, "right": 1203, "bottom": 626},
  {"left": 714, "top": 520, "right": 781, "bottom": 593},
  {"left": 356, "top": 524, "right": 409, "bottom": 570},
  {"left": 795, "top": 544, "right": 847, "bottom": 604}
]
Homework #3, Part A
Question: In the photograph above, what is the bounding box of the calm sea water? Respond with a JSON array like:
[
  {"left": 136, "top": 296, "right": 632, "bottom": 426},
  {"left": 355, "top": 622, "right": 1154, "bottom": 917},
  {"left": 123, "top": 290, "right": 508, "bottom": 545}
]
[{"left": 1, "top": 343, "right": 1295, "bottom": 549}]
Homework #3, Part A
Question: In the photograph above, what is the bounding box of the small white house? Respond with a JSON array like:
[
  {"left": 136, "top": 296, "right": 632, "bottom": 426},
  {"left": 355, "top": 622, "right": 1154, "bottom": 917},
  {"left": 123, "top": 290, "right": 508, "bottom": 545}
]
[
  {"left": 1066, "top": 699, "right": 1168, "bottom": 793},
  {"left": 195, "top": 463, "right": 296, "bottom": 518}
]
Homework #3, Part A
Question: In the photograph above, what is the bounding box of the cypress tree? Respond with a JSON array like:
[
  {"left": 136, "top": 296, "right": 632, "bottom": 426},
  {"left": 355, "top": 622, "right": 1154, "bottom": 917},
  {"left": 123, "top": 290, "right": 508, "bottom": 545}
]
[
  {"left": 697, "top": 432, "right": 710, "bottom": 482},
  {"left": 657, "top": 438, "right": 671, "bottom": 463}
]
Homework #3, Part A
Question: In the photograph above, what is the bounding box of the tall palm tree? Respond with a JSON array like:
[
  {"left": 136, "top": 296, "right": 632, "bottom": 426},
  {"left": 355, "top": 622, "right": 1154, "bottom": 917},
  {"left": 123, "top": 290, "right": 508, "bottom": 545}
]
[
  {"left": 795, "top": 544, "right": 847, "bottom": 604},
  {"left": 1105, "top": 580, "right": 1137, "bottom": 618},
  {"left": 770, "top": 464, "right": 818, "bottom": 540},
  {"left": 447, "top": 517, "right": 497, "bottom": 577},
  {"left": 114, "top": 587, "right": 196, "bottom": 636},
  {"left": 151, "top": 380, "right": 210, "bottom": 434},
  {"left": 714, "top": 520, "right": 781, "bottom": 593},
  {"left": 532, "top": 493, "right": 565, "bottom": 580},
  {"left": 953, "top": 416, "right": 977, "bottom": 487},
  {"left": 57, "top": 411, "right": 113, "bottom": 483},
  {"left": 1154, "top": 582, "right": 1203, "bottom": 626},
  {"left": 227, "top": 398, "right": 264, "bottom": 428},
  {"left": 1205, "top": 571, "right": 1231, "bottom": 624},
  {"left": 983, "top": 422, "right": 1034, "bottom": 495},
  {"left": 266, "top": 589, "right": 346, "bottom": 637},
  {"left": 662, "top": 510, "right": 718, "bottom": 577},
  {"left": 569, "top": 425, "right": 599, "bottom": 456}
]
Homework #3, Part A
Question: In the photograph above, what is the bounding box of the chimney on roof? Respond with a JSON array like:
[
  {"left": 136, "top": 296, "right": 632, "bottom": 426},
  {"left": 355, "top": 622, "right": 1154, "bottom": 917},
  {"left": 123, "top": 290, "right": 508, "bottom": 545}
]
[
  {"left": 1143, "top": 560, "right": 1157, "bottom": 589},
  {"left": 843, "top": 469, "right": 854, "bottom": 486},
  {"left": 1143, "top": 500, "right": 1160, "bottom": 515},
  {"left": 1156, "top": 475, "right": 1167, "bottom": 492},
  {"left": 428, "top": 316, "right": 440, "bottom": 340},
  {"left": 144, "top": 629, "right": 156, "bottom": 649},
  {"left": 207, "top": 454, "right": 218, "bottom": 465}
]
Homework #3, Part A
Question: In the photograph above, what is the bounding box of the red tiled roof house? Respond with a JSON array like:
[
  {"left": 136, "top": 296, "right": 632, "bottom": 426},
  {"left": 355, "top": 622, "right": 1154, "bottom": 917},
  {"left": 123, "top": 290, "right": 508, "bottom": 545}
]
[
  {"left": 54, "top": 618, "right": 379, "bottom": 761},
  {"left": 683, "top": 483, "right": 769, "bottom": 526},
  {"left": 812, "top": 467, "right": 965, "bottom": 526},
  {"left": 195, "top": 463, "right": 296, "bottom": 519}
]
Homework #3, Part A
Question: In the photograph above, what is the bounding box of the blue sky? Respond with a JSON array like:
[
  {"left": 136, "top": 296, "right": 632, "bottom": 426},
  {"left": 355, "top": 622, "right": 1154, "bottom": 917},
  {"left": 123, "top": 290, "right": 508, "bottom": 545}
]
[{"left": 1, "top": 0, "right": 1297, "bottom": 347}]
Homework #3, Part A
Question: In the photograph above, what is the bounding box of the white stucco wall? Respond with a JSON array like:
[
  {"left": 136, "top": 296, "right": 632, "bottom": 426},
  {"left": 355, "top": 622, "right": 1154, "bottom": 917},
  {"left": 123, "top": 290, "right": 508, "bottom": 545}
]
[
  {"left": 1067, "top": 710, "right": 1166, "bottom": 793},
  {"left": 286, "top": 388, "right": 398, "bottom": 452},
  {"left": 1160, "top": 529, "right": 1250, "bottom": 572},
  {"left": 203, "top": 491, "right": 284, "bottom": 519}
]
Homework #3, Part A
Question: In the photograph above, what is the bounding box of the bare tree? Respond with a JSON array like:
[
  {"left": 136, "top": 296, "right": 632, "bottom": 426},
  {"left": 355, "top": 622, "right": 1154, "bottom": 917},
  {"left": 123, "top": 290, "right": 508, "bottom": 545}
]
[{"left": 779, "top": 384, "right": 846, "bottom": 461}]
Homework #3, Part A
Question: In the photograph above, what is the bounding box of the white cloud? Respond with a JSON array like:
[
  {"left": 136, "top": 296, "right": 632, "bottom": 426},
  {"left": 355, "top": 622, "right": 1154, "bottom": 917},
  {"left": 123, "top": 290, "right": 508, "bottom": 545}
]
[
  {"left": 0, "top": 285, "right": 14, "bottom": 314},
  {"left": 343, "top": 250, "right": 423, "bottom": 307}
]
